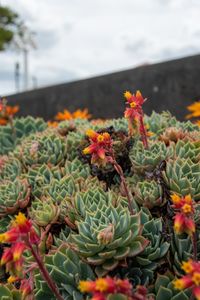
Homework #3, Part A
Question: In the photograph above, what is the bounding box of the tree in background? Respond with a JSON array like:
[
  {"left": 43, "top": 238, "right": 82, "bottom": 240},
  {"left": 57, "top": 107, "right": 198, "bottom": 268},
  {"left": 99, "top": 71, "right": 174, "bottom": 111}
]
[{"left": 0, "top": 5, "right": 19, "bottom": 51}]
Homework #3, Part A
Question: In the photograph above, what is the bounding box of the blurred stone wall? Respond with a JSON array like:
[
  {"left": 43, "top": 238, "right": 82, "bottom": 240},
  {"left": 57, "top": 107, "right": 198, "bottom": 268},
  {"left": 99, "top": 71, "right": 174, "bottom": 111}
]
[{"left": 6, "top": 54, "right": 200, "bottom": 121}]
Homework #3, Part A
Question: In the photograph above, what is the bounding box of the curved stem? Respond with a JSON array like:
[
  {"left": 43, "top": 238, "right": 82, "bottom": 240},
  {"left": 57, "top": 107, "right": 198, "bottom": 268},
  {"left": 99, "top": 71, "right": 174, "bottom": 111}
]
[
  {"left": 28, "top": 241, "right": 64, "bottom": 300},
  {"left": 108, "top": 152, "right": 134, "bottom": 215}
]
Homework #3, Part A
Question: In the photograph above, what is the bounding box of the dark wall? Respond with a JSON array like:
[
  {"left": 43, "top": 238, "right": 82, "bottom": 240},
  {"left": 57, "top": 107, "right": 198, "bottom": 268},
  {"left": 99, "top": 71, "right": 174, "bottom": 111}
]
[{"left": 6, "top": 54, "right": 200, "bottom": 121}]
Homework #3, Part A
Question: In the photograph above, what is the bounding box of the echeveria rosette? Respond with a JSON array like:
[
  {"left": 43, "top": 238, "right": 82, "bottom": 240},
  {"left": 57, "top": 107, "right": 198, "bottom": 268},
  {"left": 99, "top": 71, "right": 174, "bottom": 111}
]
[
  {"left": 0, "top": 178, "right": 30, "bottom": 217},
  {"left": 0, "top": 155, "right": 22, "bottom": 181},
  {"left": 136, "top": 209, "right": 170, "bottom": 272},
  {"left": 163, "top": 158, "right": 200, "bottom": 200},
  {"left": 69, "top": 205, "right": 148, "bottom": 277},
  {"left": 0, "top": 116, "right": 47, "bottom": 155},
  {"left": 14, "top": 130, "right": 67, "bottom": 167},
  {"left": 34, "top": 244, "right": 95, "bottom": 300},
  {"left": 133, "top": 180, "right": 163, "bottom": 209},
  {"left": 129, "top": 140, "right": 173, "bottom": 174}
]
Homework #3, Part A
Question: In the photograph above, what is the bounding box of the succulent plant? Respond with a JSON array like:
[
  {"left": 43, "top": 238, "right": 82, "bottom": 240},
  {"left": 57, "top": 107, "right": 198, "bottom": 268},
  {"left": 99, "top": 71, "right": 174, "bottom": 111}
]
[
  {"left": 0, "top": 284, "right": 22, "bottom": 300},
  {"left": 136, "top": 209, "right": 170, "bottom": 269},
  {"left": 159, "top": 127, "right": 186, "bottom": 145},
  {"left": 69, "top": 205, "right": 148, "bottom": 277},
  {"left": 0, "top": 215, "right": 13, "bottom": 233},
  {"left": 148, "top": 272, "right": 191, "bottom": 300},
  {"left": 133, "top": 180, "right": 163, "bottom": 209},
  {"left": 145, "top": 111, "right": 178, "bottom": 136},
  {"left": 0, "top": 106, "right": 200, "bottom": 300},
  {"left": 0, "top": 155, "right": 22, "bottom": 181},
  {"left": 105, "top": 118, "right": 129, "bottom": 132},
  {"left": 65, "top": 131, "right": 85, "bottom": 161},
  {"left": 29, "top": 198, "right": 60, "bottom": 227},
  {"left": 169, "top": 229, "right": 200, "bottom": 276},
  {"left": 178, "top": 120, "right": 200, "bottom": 132},
  {"left": 0, "top": 178, "right": 30, "bottom": 217},
  {"left": 27, "top": 164, "right": 63, "bottom": 197},
  {"left": 64, "top": 158, "right": 91, "bottom": 179},
  {"left": 114, "top": 209, "right": 170, "bottom": 287},
  {"left": 14, "top": 131, "right": 67, "bottom": 167},
  {"left": 34, "top": 244, "right": 95, "bottom": 300},
  {"left": 0, "top": 116, "right": 47, "bottom": 155},
  {"left": 163, "top": 158, "right": 200, "bottom": 200},
  {"left": 65, "top": 187, "right": 135, "bottom": 226},
  {"left": 129, "top": 141, "right": 173, "bottom": 174},
  {"left": 173, "top": 140, "right": 200, "bottom": 163}
]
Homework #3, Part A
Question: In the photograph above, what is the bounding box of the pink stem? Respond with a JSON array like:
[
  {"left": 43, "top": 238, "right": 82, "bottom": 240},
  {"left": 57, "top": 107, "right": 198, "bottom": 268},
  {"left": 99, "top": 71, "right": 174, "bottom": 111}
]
[
  {"left": 109, "top": 152, "right": 134, "bottom": 215},
  {"left": 139, "top": 114, "right": 148, "bottom": 149},
  {"left": 27, "top": 241, "right": 64, "bottom": 300}
]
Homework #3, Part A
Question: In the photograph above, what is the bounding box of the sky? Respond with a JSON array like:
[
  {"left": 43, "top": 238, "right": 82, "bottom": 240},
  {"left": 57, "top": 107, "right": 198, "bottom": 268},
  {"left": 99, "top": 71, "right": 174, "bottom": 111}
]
[{"left": 1, "top": 0, "right": 200, "bottom": 95}]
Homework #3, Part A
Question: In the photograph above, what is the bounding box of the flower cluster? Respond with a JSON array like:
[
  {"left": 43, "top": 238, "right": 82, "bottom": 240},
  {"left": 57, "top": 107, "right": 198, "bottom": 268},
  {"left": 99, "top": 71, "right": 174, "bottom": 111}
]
[
  {"left": 55, "top": 108, "right": 91, "bottom": 121},
  {"left": 171, "top": 194, "right": 195, "bottom": 236},
  {"left": 83, "top": 129, "right": 112, "bottom": 165},
  {"left": 79, "top": 277, "right": 148, "bottom": 300},
  {"left": 174, "top": 260, "right": 200, "bottom": 300},
  {"left": 124, "top": 90, "right": 148, "bottom": 148},
  {"left": 0, "top": 212, "right": 39, "bottom": 298},
  {"left": 0, "top": 98, "right": 19, "bottom": 125}
]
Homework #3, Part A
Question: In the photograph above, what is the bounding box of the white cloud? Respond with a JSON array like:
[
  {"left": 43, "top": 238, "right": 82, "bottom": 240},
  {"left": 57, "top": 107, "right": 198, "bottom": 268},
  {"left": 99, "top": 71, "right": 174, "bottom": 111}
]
[{"left": 1, "top": 0, "right": 200, "bottom": 95}]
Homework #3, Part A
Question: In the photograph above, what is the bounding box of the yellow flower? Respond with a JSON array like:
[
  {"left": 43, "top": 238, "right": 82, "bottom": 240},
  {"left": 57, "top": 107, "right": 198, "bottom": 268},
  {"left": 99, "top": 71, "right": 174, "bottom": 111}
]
[
  {"left": 97, "top": 134, "right": 104, "bottom": 142},
  {"left": 130, "top": 101, "right": 137, "bottom": 108},
  {"left": 124, "top": 91, "right": 132, "bottom": 100},
  {"left": 95, "top": 278, "right": 109, "bottom": 292},
  {"left": 182, "top": 203, "right": 192, "bottom": 214},
  {"left": 171, "top": 193, "right": 181, "bottom": 204},
  {"left": 182, "top": 260, "right": 194, "bottom": 274},
  {"left": 86, "top": 129, "right": 97, "bottom": 139},
  {"left": 79, "top": 280, "right": 95, "bottom": 293},
  {"left": 184, "top": 194, "right": 192, "bottom": 204},
  {"left": 7, "top": 276, "right": 18, "bottom": 283},
  {"left": 192, "top": 272, "right": 200, "bottom": 286},
  {"left": 15, "top": 212, "right": 27, "bottom": 226}
]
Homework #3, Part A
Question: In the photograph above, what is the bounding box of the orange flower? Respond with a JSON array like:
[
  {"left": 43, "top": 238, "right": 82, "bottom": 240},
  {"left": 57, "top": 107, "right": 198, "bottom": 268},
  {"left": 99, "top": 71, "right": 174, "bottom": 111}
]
[
  {"left": 174, "top": 276, "right": 193, "bottom": 290},
  {"left": 0, "top": 99, "right": 19, "bottom": 126},
  {"left": 6, "top": 105, "right": 19, "bottom": 116},
  {"left": 47, "top": 121, "right": 58, "bottom": 128},
  {"left": 83, "top": 130, "right": 112, "bottom": 165},
  {"left": 79, "top": 280, "right": 96, "bottom": 293},
  {"left": 55, "top": 108, "right": 91, "bottom": 121},
  {"left": 20, "top": 278, "right": 33, "bottom": 298},
  {"left": 72, "top": 108, "right": 91, "bottom": 120},
  {"left": 171, "top": 194, "right": 194, "bottom": 215},
  {"left": 174, "top": 213, "right": 195, "bottom": 236},
  {"left": 55, "top": 109, "right": 72, "bottom": 121},
  {"left": 12, "top": 242, "right": 26, "bottom": 262},
  {"left": 0, "top": 248, "right": 13, "bottom": 265},
  {"left": 124, "top": 90, "right": 145, "bottom": 120},
  {"left": 174, "top": 260, "right": 200, "bottom": 299},
  {"left": 0, "top": 118, "right": 7, "bottom": 125},
  {"left": 79, "top": 277, "right": 145, "bottom": 299},
  {"left": 186, "top": 101, "right": 200, "bottom": 119}
]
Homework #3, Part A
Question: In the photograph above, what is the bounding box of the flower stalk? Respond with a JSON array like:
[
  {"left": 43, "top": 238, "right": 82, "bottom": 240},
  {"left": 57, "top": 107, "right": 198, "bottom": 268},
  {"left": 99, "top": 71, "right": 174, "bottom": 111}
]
[
  {"left": 124, "top": 90, "right": 149, "bottom": 148},
  {"left": 83, "top": 129, "right": 134, "bottom": 214},
  {"left": 0, "top": 212, "right": 64, "bottom": 300}
]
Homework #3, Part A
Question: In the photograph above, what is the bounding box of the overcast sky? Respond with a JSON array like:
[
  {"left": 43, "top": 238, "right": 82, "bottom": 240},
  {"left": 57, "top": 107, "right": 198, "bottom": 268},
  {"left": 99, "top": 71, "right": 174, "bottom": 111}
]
[{"left": 1, "top": 0, "right": 200, "bottom": 95}]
